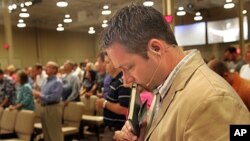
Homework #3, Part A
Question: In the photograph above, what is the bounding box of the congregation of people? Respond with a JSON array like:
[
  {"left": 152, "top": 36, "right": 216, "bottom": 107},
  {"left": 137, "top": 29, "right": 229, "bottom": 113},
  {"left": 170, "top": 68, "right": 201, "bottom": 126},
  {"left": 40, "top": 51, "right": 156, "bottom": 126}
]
[
  {"left": 208, "top": 45, "right": 250, "bottom": 112},
  {"left": 0, "top": 51, "right": 153, "bottom": 141},
  {"left": 1, "top": 1, "right": 250, "bottom": 140},
  {"left": 1, "top": 44, "right": 250, "bottom": 140}
]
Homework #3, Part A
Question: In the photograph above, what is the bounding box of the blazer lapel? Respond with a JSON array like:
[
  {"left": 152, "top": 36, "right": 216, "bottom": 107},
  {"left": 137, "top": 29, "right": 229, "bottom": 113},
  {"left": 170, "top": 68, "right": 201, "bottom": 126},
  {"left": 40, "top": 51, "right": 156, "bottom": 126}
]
[
  {"left": 145, "top": 86, "right": 177, "bottom": 139},
  {"left": 144, "top": 52, "right": 205, "bottom": 140}
]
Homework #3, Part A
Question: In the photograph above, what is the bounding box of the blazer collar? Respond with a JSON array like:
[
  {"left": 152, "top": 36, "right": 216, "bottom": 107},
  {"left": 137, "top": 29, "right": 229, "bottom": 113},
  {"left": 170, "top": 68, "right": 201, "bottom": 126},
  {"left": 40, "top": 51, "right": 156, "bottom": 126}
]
[{"left": 145, "top": 51, "right": 206, "bottom": 140}]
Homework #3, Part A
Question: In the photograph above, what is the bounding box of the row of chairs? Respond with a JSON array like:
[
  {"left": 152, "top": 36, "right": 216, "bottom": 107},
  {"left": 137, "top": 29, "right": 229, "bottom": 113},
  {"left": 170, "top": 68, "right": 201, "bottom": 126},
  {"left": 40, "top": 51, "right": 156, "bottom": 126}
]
[
  {"left": 34, "top": 95, "right": 103, "bottom": 140},
  {"left": 34, "top": 102, "right": 84, "bottom": 140},
  {"left": 0, "top": 95, "right": 105, "bottom": 141},
  {"left": 0, "top": 108, "right": 35, "bottom": 141},
  {"left": 80, "top": 95, "right": 104, "bottom": 141}
]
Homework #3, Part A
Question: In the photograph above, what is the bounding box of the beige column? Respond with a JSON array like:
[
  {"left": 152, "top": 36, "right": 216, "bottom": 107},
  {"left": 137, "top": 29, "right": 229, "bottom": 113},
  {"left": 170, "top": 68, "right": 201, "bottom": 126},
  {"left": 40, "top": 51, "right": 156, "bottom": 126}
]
[
  {"left": 162, "top": 0, "right": 175, "bottom": 30},
  {"left": 2, "top": 0, "right": 14, "bottom": 65},
  {"left": 238, "top": 0, "right": 245, "bottom": 55},
  {"left": 211, "top": 44, "right": 219, "bottom": 60}
]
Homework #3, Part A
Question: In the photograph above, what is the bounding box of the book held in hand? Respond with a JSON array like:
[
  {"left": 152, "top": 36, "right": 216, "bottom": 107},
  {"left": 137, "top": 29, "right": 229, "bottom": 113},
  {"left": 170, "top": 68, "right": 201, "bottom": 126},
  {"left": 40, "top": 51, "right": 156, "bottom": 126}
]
[{"left": 128, "top": 84, "right": 147, "bottom": 136}]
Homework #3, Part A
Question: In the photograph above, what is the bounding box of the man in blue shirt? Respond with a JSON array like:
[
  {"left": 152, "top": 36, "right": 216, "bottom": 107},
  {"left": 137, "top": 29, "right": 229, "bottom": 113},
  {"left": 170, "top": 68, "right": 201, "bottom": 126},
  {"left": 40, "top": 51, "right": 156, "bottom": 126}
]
[
  {"left": 62, "top": 60, "right": 80, "bottom": 105},
  {"left": 33, "top": 61, "right": 63, "bottom": 141}
]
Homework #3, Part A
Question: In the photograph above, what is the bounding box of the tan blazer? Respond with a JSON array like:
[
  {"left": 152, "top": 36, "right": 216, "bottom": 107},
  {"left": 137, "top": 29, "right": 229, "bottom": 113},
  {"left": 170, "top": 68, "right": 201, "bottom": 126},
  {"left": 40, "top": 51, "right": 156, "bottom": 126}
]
[{"left": 145, "top": 52, "right": 250, "bottom": 141}]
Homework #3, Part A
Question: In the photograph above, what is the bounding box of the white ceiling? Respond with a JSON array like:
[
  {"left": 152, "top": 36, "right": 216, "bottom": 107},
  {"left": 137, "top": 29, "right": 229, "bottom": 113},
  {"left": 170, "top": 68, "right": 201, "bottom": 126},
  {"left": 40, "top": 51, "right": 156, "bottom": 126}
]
[{"left": 0, "top": 0, "right": 249, "bottom": 32}]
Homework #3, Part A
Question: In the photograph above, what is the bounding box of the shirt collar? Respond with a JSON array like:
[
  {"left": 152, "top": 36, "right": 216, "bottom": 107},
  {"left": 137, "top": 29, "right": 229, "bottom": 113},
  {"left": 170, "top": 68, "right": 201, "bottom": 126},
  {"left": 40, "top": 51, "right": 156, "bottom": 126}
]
[
  {"left": 47, "top": 75, "right": 57, "bottom": 81},
  {"left": 153, "top": 49, "right": 198, "bottom": 100}
]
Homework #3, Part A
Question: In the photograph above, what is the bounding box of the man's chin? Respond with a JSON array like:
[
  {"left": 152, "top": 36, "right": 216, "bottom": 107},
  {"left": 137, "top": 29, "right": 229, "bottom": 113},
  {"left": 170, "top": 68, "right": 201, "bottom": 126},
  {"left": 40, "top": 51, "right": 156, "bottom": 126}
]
[{"left": 138, "top": 83, "right": 154, "bottom": 92}]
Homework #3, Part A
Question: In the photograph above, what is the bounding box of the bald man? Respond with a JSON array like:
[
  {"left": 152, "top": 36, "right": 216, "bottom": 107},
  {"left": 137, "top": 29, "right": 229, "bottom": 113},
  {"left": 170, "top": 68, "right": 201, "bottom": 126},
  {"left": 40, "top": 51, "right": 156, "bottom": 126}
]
[
  {"left": 33, "top": 61, "right": 63, "bottom": 141},
  {"left": 208, "top": 59, "right": 250, "bottom": 111}
]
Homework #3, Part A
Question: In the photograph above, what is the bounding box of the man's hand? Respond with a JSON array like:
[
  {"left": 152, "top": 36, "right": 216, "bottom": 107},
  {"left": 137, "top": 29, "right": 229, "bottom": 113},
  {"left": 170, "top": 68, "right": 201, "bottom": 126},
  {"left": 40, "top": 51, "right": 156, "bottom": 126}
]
[
  {"left": 96, "top": 98, "right": 105, "bottom": 109},
  {"left": 113, "top": 121, "right": 138, "bottom": 141},
  {"left": 64, "top": 100, "right": 69, "bottom": 106},
  {"left": 85, "top": 92, "right": 92, "bottom": 98},
  {"left": 32, "top": 89, "right": 41, "bottom": 99},
  {"left": 9, "top": 105, "right": 15, "bottom": 110}
]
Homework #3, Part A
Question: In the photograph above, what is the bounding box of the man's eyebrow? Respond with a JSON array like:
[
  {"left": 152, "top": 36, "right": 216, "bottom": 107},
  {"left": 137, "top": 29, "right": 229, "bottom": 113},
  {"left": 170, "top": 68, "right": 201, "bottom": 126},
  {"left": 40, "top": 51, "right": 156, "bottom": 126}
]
[
  {"left": 117, "top": 64, "right": 122, "bottom": 68},
  {"left": 116, "top": 65, "right": 122, "bottom": 69},
  {"left": 108, "top": 58, "right": 121, "bottom": 69}
]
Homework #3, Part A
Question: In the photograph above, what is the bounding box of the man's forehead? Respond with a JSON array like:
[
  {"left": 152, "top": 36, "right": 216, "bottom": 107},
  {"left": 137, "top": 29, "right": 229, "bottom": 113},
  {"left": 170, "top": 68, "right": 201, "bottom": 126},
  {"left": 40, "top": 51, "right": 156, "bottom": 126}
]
[{"left": 105, "top": 45, "right": 125, "bottom": 64}]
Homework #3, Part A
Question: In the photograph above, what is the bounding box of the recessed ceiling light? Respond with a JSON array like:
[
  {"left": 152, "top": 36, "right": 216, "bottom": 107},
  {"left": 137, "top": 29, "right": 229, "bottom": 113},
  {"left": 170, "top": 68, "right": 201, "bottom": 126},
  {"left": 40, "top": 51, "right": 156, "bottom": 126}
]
[
  {"left": 102, "top": 10, "right": 111, "bottom": 15},
  {"left": 102, "top": 23, "right": 108, "bottom": 28},
  {"left": 19, "top": 13, "right": 30, "bottom": 18},
  {"left": 143, "top": 0, "right": 154, "bottom": 7},
  {"left": 56, "top": 0, "right": 68, "bottom": 7},
  {"left": 88, "top": 27, "right": 95, "bottom": 34},
  {"left": 57, "top": 24, "right": 64, "bottom": 31},
  {"left": 18, "top": 19, "right": 24, "bottom": 23},
  {"left": 17, "top": 22, "right": 26, "bottom": 28},
  {"left": 64, "top": 18, "right": 72, "bottom": 23}
]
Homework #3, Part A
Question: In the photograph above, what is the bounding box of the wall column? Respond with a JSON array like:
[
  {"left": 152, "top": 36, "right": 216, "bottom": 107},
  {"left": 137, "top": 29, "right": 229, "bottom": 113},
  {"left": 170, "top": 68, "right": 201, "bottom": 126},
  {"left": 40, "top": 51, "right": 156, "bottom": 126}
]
[
  {"left": 2, "top": 0, "right": 14, "bottom": 65},
  {"left": 162, "top": 0, "right": 175, "bottom": 29},
  {"left": 238, "top": 0, "right": 245, "bottom": 55}
]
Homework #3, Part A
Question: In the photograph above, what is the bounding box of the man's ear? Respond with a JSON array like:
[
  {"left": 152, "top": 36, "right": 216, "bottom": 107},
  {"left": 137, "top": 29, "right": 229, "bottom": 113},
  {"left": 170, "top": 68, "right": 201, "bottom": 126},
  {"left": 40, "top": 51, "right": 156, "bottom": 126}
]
[{"left": 148, "top": 39, "right": 162, "bottom": 57}]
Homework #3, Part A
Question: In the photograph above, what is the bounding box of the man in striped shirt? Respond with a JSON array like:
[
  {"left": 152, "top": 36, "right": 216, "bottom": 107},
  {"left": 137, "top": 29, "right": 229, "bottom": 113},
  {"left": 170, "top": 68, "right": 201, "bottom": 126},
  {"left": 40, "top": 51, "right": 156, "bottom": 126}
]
[{"left": 96, "top": 55, "right": 131, "bottom": 141}]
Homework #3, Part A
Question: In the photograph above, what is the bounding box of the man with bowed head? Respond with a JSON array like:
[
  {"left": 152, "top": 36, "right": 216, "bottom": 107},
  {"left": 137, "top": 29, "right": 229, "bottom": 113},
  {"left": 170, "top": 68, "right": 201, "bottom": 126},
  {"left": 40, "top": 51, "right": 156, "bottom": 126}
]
[{"left": 100, "top": 4, "right": 250, "bottom": 141}]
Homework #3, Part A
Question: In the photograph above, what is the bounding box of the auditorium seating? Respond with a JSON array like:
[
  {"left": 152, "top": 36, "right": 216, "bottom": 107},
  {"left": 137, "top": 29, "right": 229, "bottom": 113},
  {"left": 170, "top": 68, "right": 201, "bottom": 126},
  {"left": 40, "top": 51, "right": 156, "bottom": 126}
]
[
  {"left": 0, "top": 109, "right": 35, "bottom": 141},
  {"left": 62, "top": 102, "right": 84, "bottom": 139},
  {"left": 0, "top": 108, "right": 18, "bottom": 134},
  {"left": 80, "top": 95, "right": 104, "bottom": 141}
]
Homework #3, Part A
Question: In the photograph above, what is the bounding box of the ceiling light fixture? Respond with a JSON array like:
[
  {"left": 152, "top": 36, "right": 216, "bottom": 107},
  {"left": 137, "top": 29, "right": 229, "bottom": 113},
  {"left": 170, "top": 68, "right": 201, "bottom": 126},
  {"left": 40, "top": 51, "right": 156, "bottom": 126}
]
[
  {"left": 12, "top": 4, "right": 17, "bottom": 9},
  {"left": 8, "top": 4, "right": 17, "bottom": 13},
  {"left": 18, "top": 19, "right": 24, "bottom": 23},
  {"left": 242, "top": 10, "right": 247, "bottom": 14},
  {"left": 224, "top": 0, "right": 235, "bottom": 9},
  {"left": 102, "top": 20, "right": 108, "bottom": 28},
  {"left": 25, "top": 1, "right": 33, "bottom": 7},
  {"left": 19, "top": 8, "right": 30, "bottom": 18},
  {"left": 101, "top": 5, "right": 111, "bottom": 15},
  {"left": 19, "top": 12, "right": 30, "bottom": 18},
  {"left": 176, "top": 7, "right": 186, "bottom": 16},
  {"left": 17, "top": 23, "right": 26, "bottom": 28},
  {"left": 143, "top": 0, "right": 154, "bottom": 7},
  {"left": 21, "top": 8, "right": 27, "bottom": 12},
  {"left": 194, "top": 12, "right": 203, "bottom": 21},
  {"left": 20, "top": 3, "right": 24, "bottom": 8},
  {"left": 57, "top": 24, "right": 64, "bottom": 31},
  {"left": 8, "top": 5, "right": 13, "bottom": 12},
  {"left": 63, "top": 14, "right": 72, "bottom": 23},
  {"left": 56, "top": 0, "right": 68, "bottom": 7},
  {"left": 17, "top": 19, "right": 26, "bottom": 28},
  {"left": 88, "top": 27, "right": 95, "bottom": 34}
]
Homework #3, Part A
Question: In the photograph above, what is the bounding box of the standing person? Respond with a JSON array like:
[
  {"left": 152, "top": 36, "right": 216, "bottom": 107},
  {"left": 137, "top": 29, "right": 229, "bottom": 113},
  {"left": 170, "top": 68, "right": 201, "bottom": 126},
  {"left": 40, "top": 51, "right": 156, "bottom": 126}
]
[
  {"left": 0, "top": 69, "right": 16, "bottom": 108},
  {"left": 33, "top": 63, "right": 47, "bottom": 91},
  {"left": 5, "top": 65, "right": 17, "bottom": 83},
  {"left": 33, "top": 61, "right": 63, "bottom": 141},
  {"left": 224, "top": 47, "right": 245, "bottom": 72},
  {"left": 96, "top": 55, "right": 131, "bottom": 141},
  {"left": 100, "top": 5, "right": 250, "bottom": 141},
  {"left": 9, "top": 70, "right": 35, "bottom": 111},
  {"left": 85, "top": 52, "right": 107, "bottom": 98},
  {"left": 208, "top": 59, "right": 250, "bottom": 111},
  {"left": 62, "top": 60, "right": 80, "bottom": 105},
  {"left": 240, "top": 45, "right": 250, "bottom": 80}
]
